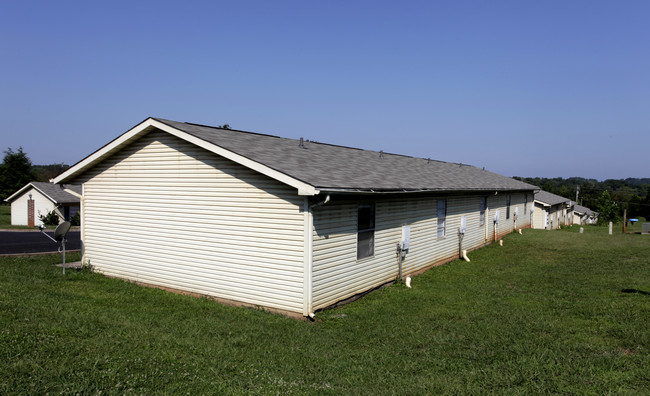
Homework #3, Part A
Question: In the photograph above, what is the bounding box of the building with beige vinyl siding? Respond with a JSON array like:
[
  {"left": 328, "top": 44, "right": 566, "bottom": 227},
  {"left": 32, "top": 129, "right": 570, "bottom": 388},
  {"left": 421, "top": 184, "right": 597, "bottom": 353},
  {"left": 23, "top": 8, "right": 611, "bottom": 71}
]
[
  {"left": 532, "top": 190, "right": 572, "bottom": 230},
  {"left": 572, "top": 203, "right": 598, "bottom": 225},
  {"left": 4, "top": 182, "right": 81, "bottom": 226},
  {"left": 54, "top": 117, "right": 537, "bottom": 318}
]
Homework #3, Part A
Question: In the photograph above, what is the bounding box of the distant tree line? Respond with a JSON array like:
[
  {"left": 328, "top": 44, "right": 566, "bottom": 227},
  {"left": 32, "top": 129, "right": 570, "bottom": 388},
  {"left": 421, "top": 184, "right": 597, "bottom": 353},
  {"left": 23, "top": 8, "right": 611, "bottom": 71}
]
[
  {"left": 32, "top": 163, "right": 70, "bottom": 182},
  {"left": 0, "top": 147, "right": 70, "bottom": 201},
  {"left": 513, "top": 176, "right": 650, "bottom": 222},
  {"left": 2, "top": 147, "right": 650, "bottom": 222}
]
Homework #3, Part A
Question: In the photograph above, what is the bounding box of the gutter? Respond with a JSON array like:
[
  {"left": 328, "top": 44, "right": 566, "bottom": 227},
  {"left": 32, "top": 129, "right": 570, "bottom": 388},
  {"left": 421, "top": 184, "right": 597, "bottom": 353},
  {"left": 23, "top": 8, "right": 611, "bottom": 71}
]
[{"left": 317, "top": 187, "right": 536, "bottom": 195}]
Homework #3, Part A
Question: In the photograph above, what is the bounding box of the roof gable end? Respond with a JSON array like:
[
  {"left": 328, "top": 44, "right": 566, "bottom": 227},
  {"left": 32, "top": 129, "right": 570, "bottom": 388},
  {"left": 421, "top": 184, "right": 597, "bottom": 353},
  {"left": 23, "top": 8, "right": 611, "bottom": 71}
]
[{"left": 52, "top": 118, "right": 318, "bottom": 196}]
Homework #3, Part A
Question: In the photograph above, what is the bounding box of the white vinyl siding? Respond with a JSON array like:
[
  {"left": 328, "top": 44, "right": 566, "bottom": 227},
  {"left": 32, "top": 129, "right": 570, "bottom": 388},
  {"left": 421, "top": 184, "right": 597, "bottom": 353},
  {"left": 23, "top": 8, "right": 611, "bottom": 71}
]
[
  {"left": 533, "top": 202, "right": 547, "bottom": 229},
  {"left": 532, "top": 201, "right": 567, "bottom": 230},
  {"left": 311, "top": 193, "right": 532, "bottom": 310},
  {"left": 74, "top": 131, "right": 306, "bottom": 313},
  {"left": 573, "top": 211, "right": 584, "bottom": 225},
  {"left": 9, "top": 189, "right": 57, "bottom": 226}
]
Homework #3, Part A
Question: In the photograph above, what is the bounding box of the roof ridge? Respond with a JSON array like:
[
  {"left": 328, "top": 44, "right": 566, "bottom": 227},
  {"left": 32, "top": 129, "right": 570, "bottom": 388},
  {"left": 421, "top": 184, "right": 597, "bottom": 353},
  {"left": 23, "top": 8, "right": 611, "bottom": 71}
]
[
  {"left": 178, "top": 120, "right": 288, "bottom": 140},
  {"left": 168, "top": 118, "right": 473, "bottom": 167}
]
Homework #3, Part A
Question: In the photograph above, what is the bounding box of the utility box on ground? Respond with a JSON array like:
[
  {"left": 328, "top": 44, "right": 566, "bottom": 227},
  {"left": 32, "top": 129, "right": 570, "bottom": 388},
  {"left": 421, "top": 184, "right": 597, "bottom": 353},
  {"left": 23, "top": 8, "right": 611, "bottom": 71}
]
[{"left": 642, "top": 223, "right": 650, "bottom": 235}]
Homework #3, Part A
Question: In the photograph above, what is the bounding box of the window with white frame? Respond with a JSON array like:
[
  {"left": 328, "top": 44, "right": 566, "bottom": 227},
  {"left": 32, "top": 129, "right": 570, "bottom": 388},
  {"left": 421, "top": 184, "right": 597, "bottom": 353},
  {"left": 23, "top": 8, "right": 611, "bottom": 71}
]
[
  {"left": 524, "top": 194, "right": 528, "bottom": 215},
  {"left": 437, "top": 199, "right": 447, "bottom": 238},
  {"left": 506, "top": 195, "right": 511, "bottom": 219},
  {"left": 479, "top": 196, "right": 486, "bottom": 226},
  {"left": 357, "top": 203, "right": 375, "bottom": 259}
]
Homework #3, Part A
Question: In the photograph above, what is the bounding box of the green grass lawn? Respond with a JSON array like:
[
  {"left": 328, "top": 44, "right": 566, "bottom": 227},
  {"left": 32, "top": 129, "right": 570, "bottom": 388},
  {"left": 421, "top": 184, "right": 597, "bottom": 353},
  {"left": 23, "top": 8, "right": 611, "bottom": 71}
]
[
  {"left": 1, "top": 228, "right": 649, "bottom": 394},
  {"left": 560, "top": 218, "right": 648, "bottom": 235},
  {"left": 0, "top": 204, "right": 12, "bottom": 228}
]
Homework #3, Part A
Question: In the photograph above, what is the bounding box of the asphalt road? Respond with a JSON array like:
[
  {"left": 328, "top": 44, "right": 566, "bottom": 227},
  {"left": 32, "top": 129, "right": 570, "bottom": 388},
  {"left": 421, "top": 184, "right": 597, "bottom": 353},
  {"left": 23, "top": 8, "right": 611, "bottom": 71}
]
[{"left": 0, "top": 231, "right": 81, "bottom": 255}]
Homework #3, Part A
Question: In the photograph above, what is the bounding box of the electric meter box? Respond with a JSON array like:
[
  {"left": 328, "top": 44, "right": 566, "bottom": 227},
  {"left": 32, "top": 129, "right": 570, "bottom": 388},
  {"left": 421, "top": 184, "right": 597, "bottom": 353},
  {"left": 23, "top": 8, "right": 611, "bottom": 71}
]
[{"left": 400, "top": 225, "right": 411, "bottom": 250}]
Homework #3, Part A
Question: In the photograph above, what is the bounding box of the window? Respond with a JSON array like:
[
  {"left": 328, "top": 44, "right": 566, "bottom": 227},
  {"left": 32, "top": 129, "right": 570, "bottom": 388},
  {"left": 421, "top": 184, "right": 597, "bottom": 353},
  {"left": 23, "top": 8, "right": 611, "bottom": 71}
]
[
  {"left": 357, "top": 203, "right": 375, "bottom": 259},
  {"left": 437, "top": 199, "right": 447, "bottom": 238},
  {"left": 506, "top": 195, "right": 511, "bottom": 219},
  {"left": 479, "top": 197, "right": 486, "bottom": 226},
  {"left": 524, "top": 194, "right": 528, "bottom": 215}
]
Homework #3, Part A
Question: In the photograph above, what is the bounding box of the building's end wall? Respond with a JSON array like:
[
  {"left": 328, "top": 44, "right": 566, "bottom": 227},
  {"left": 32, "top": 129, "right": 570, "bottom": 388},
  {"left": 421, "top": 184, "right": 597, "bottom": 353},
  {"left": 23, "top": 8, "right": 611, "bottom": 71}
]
[
  {"left": 74, "top": 130, "right": 307, "bottom": 314},
  {"left": 9, "top": 189, "right": 56, "bottom": 226}
]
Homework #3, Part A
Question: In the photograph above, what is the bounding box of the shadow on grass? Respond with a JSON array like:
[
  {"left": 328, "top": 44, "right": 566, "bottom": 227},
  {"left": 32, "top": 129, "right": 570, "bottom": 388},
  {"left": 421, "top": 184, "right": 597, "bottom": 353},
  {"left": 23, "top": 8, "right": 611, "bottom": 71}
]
[{"left": 621, "top": 288, "right": 650, "bottom": 296}]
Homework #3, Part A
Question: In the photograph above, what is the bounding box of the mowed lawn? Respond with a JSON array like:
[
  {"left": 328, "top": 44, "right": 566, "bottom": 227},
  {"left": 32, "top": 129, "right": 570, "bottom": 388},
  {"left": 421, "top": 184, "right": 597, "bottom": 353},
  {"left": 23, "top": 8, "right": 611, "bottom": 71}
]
[
  {"left": 1, "top": 226, "right": 649, "bottom": 394},
  {"left": 0, "top": 205, "right": 12, "bottom": 228}
]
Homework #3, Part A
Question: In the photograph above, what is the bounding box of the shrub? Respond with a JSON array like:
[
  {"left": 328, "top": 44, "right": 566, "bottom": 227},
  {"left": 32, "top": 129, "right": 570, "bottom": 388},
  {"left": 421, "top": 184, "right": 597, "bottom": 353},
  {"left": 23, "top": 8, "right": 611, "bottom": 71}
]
[
  {"left": 70, "top": 211, "right": 80, "bottom": 226},
  {"left": 39, "top": 210, "right": 60, "bottom": 226}
]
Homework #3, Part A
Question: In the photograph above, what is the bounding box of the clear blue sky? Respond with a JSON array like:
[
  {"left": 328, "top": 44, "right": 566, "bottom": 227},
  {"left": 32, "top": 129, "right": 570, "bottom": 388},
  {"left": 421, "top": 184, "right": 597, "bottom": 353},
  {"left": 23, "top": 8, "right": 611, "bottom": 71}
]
[{"left": 2, "top": 1, "right": 649, "bottom": 180}]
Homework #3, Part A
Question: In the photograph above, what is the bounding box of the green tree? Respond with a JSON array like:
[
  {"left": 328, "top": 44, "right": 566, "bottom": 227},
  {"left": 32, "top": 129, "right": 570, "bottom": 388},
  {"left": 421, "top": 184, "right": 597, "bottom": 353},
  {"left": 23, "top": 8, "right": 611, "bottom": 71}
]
[
  {"left": 0, "top": 147, "right": 36, "bottom": 201},
  {"left": 596, "top": 190, "right": 618, "bottom": 223},
  {"left": 641, "top": 194, "right": 650, "bottom": 221},
  {"left": 628, "top": 194, "right": 642, "bottom": 218},
  {"left": 32, "top": 163, "right": 70, "bottom": 182}
]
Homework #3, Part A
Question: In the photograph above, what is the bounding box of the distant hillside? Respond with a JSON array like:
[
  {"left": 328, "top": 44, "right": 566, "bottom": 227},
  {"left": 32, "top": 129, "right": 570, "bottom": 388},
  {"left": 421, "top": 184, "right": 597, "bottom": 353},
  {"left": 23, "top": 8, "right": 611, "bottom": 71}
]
[{"left": 513, "top": 176, "right": 650, "bottom": 219}]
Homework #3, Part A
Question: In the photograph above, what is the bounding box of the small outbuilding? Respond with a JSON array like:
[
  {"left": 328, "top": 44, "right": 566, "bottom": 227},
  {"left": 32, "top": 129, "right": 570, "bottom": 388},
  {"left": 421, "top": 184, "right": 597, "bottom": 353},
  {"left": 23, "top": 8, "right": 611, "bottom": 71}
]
[
  {"left": 572, "top": 203, "right": 598, "bottom": 225},
  {"left": 532, "top": 190, "right": 572, "bottom": 230},
  {"left": 53, "top": 117, "right": 537, "bottom": 317},
  {"left": 4, "top": 182, "right": 81, "bottom": 226}
]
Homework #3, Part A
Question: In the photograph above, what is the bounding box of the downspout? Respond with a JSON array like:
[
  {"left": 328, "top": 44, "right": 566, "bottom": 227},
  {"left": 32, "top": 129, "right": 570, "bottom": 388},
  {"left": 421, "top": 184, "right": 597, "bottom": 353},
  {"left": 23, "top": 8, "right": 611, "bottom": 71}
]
[
  {"left": 305, "top": 194, "right": 330, "bottom": 319},
  {"left": 80, "top": 184, "right": 85, "bottom": 264},
  {"left": 458, "top": 222, "right": 465, "bottom": 260},
  {"left": 396, "top": 244, "right": 406, "bottom": 279}
]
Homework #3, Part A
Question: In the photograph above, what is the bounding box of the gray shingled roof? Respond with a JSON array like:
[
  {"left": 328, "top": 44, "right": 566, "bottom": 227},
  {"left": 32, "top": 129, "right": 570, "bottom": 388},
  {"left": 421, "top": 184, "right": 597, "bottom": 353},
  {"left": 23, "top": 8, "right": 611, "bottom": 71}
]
[
  {"left": 534, "top": 190, "right": 570, "bottom": 206},
  {"left": 155, "top": 118, "right": 537, "bottom": 193},
  {"left": 573, "top": 203, "right": 596, "bottom": 216},
  {"left": 31, "top": 182, "right": 80, "bottom": 204}
]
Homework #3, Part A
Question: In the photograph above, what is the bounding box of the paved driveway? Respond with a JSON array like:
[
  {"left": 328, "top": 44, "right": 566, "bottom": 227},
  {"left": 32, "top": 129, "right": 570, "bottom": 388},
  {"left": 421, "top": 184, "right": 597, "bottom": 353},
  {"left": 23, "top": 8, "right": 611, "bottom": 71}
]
[{"left": 0, "top": 231, "right": 81, "bottom": 255}]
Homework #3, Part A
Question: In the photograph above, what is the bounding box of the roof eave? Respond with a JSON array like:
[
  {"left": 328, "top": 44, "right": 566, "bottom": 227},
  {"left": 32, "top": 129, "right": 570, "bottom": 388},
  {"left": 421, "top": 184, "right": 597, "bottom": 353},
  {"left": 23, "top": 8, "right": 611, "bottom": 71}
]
[
  {"left": 63, "top": 187, "right": 82, "bottom": 199},
  {"left": 30, "top": 185, "right": 59, "bottom": 204},
  {"left": 52, "top": 118, "right": 157, "bottom": 184},
  {"left": 3, "top": 182, "right": 34, "bottom": 202},
  {"left": 318, "top": 186, "right": 537, "bottom": 195},
  {"left": 3, "top": 182, "right": 61, "bottom": 204}
]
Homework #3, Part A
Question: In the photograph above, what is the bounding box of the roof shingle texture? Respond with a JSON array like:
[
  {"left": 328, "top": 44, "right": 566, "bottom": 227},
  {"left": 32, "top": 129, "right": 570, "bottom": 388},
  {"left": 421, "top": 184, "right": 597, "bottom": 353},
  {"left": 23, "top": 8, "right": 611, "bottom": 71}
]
[
  {"left": 32, "top": 182, "right": 80, "bottom": 204},
  {"left": 573, "top": 203, "right": 595, "bottom": 215},
  {"left": 155, "top": 118, "right": 537, "bottom": 193},
  {"left": 534, "top": 190, "right": 570, "bottom": 206}
]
